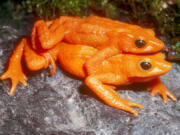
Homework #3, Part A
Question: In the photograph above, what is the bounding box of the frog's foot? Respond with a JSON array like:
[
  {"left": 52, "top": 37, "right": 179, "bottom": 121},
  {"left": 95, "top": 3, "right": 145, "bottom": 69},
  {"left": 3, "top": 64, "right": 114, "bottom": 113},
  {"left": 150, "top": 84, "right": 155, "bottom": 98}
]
[
  {"left": 0, "top": 69, "right": 27, "bottom": 96},
  {"left": 85, "top": 74, "right": 143, "bottom": 116},
  {"left": 42, "top": 53, "right": 56, "bottom": 75},
  {"left": 24, "top": 42, "right": 57, "bottom": 75},
  {"left": 148, "top": 78, "right": 177, "bottom": 103},
  {"left": 116, "top": 98, "right": 144, "bottom": 116},
  {"left": 0, "top": 38, "right": 27, "bottom": 95}
]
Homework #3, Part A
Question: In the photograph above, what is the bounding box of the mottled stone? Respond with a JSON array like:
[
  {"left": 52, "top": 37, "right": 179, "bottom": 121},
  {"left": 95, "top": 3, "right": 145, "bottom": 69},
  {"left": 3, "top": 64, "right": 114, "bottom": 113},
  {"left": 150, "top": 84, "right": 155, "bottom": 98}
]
[{"left": 0, "top": 20, "right": 179, "bottom": 135}]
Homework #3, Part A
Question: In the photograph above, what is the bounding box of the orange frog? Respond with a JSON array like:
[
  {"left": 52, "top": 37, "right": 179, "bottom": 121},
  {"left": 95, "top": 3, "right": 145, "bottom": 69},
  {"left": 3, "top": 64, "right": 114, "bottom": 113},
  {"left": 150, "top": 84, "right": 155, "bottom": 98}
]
[
  {"left": 58, "top": 43, "right": 176, "bottom": 116},
  {"left": 63, "top": 16, "right": 165, "bottom": 74},
  {"left": 1, "top": 16, "right": 164, "bottom": 96},
  {"left": 0, "top": 40, "right": 176, "bottom": 116},
  {"left": 28, "top": 16, "right": 164, "bottom": 75}
]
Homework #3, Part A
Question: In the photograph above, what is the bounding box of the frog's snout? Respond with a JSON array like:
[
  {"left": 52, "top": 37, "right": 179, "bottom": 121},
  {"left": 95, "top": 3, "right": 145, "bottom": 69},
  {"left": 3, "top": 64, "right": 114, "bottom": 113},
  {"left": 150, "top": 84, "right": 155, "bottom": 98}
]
[
  {"left": 147, "top": 39, "right": 165, "bottom": 53},
  {"left": 154, "top": 59, "right": 172, "bottom": 75}
]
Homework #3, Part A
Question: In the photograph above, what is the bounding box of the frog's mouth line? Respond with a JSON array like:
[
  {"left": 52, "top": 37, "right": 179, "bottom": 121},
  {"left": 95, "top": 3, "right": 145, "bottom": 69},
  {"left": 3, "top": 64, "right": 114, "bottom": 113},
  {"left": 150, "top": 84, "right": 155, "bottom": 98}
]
[
  {"left": 122, "top": 50, "right": 164, "bottom": 56},
  {"left": 129, "top": 76, "right": 159, "bottom": 82}
]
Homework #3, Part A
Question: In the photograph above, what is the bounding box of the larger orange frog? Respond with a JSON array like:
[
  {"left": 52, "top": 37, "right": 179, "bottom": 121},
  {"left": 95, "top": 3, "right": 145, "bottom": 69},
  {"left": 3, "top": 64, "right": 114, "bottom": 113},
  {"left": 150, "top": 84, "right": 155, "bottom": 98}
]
[
  {"left": 58, "top": 43, "right": 176, "bottom": 116},
  {"left": 0, "top": 16, "right": 165, "bottom": 97}
]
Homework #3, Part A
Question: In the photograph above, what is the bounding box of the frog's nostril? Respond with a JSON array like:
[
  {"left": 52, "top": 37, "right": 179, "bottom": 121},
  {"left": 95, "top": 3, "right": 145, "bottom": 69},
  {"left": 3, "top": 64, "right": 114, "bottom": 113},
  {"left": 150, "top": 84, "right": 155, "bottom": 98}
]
[{"left": 135, "top": 39, "right": 146, "bottom": 48}]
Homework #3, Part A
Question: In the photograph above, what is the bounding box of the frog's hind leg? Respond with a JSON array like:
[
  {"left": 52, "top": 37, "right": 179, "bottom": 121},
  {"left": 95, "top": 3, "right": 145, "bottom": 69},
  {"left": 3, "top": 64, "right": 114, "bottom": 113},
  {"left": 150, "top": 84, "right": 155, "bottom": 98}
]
[
  {"left": 24, "top": 40, "right": 46, "bottom": 71},
  {"left": 31, "top": 19, "right": 65, "bottom": 50},
  {"left": 24, "top": 41, "right": 57, "bottom": 75},
  {"left": 57, "top": 43, "right": 98, "bottom": 78},
  {"left": 0, "top": 38, "right": 27, "bottom": 96},
  {"left": 85, "top": 73, "right": 143, "bottom": 116}
]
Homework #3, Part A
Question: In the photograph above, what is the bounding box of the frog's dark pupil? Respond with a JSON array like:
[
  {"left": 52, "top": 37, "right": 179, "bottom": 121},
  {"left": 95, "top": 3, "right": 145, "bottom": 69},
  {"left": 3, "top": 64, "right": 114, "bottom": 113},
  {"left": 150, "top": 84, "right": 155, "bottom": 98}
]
[
  {"left": 140, "top": 61, "right": 152, "bottom": 70},
  {"left": 135, "top": 39, "right": 146, "bottom": 48}
]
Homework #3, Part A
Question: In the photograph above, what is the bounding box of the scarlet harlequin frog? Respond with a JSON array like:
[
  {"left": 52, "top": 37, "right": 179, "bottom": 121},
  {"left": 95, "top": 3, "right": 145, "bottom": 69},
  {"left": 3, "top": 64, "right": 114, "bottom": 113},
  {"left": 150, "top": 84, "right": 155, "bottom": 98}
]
[
  {"left": 0, "top": 40, "right": 176, "bottom": 116},
  {"left": 31, "top": 15, "right": 164, "bottom": 75},
  {"left": 57, "top": 43, "right": 176, "bottom": 116},
  {"left": 0, "top": 16, "right": 164, "bottom": 97}
]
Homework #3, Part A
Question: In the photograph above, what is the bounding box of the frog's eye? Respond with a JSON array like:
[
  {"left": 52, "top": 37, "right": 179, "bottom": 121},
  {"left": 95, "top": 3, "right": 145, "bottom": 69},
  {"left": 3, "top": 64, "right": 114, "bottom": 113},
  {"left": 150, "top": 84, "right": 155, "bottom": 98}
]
[
  {"left": 140, "top": 61, "right": 152, "bottom": 70},
  {"left": 135, "top": 39, "right": 146, "bottom": 48}
]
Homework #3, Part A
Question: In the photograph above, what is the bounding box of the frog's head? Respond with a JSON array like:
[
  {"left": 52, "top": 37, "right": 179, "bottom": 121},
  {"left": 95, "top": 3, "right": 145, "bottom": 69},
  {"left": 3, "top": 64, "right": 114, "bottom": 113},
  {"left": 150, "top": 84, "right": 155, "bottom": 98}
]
[
  {"left": 118, "top": 27, "right": 164, "bottom": 54},
  {"left": 124, "top": 52, "right": 172, "bottom": 81}
]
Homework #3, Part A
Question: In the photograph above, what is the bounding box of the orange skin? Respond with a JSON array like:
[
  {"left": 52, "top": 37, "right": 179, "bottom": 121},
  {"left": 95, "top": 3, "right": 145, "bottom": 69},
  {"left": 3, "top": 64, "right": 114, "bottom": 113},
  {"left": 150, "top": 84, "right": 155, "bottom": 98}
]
[
  {"left": 0, "top": 16, "right": 171, "bottom": 116},
  {"left": 0, "top": 16, "right": 165, "bottom": 94},
  {"left": 0, "top": 39, "right": 176, "bottom": 116},
  {"left": 31, "top": 16, "right": 164, "bottom": 75},
  {"left": 58, "top": 43, "right": 176, "bottom": 116}
]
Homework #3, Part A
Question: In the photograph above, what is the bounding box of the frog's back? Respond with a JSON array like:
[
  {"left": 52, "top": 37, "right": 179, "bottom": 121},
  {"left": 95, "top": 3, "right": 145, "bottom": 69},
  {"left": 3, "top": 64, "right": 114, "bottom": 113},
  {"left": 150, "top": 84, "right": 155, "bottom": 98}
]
[
  {"left": 85, "top": 16, "right": 138, "bottom": 33},
  {"left": 58, "top": 16, "right": 84, "bottom": 32}
]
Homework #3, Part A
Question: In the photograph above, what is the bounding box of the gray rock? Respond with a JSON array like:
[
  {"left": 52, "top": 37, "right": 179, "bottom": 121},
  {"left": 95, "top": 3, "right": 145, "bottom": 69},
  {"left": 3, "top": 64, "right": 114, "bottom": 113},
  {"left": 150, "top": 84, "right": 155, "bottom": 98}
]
[{"left": 0, "top": 21, "right": 179, "bottom": 135}]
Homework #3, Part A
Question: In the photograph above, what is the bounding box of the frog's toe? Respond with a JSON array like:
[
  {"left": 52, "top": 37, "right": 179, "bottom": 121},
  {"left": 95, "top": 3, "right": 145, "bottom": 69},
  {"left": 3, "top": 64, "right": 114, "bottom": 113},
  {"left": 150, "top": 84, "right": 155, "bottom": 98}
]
[
  {"left": 122, "top": 99, "right": 143, "bottom": 115},
  {"left": 42, "top": 53, "right": 56, "bottom": 75},
  {"left": 19, "top": 74, "right": 27, "bottom": 86},
  {"left": 104, "top": 84, "right": 116, "bottom": 90},
  {"left": 9, "top": 76, "right": 27, "bottom": 96},
  {"left": 0, "top": 71, "right": 9, "bottom": 80},
  {"left": 165, "top": 90, "right": 177, "bottom": 102},
  {"left": 124, "top": 99, "right": 144, "bottom": 109},
  {"left": 8, "top": 80, "right": 18, "bottom": 96},
  {"left": 1, "top": 70, "right": 27, "bottom": 96},
  {"left": 119, "top": 102, "right": 139, "bottom": 117},
  {"left": 111, "top": 99, "right": 143, "bottom": 116},
  {"left": 151, "top": 87, "right": 177, "bottom": 104}
]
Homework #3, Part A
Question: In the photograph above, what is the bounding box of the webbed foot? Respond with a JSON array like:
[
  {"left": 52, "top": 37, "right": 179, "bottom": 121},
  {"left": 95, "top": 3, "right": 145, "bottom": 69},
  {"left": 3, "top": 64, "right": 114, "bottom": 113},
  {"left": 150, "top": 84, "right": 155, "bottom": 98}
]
[
  {"left": 148, "top": 78, "right": 177, "bottom": 103},
  {"left": 0, "top": 68, "right": 27, "bottom": 96},
  {"left": 111, "top": 98, "right": 144, "bottom": 116},
  {"left": 0, "top": 39, "right": 27, "bottom": 95}
]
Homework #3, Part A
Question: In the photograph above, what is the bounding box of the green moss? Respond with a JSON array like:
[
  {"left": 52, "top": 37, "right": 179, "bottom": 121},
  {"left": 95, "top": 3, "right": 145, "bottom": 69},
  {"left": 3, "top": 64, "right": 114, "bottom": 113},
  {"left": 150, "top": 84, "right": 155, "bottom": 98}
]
[
  {"left": 18, "top": 0, "right": 180, "bottom": 39},
  {"left": 19, "top": 0, "right": 89, "bottom": 20},
  {"left": 172, "top": 42, "right": 180, "bottom": 56}
]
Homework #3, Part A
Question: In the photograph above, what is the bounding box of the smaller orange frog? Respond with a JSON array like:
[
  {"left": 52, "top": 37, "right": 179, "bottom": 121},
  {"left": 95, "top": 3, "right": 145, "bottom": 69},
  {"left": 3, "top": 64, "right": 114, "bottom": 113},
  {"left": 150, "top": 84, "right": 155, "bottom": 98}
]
[
  {"left": 31, "top": 16, "right": 165, "bottom": 75},
  {"left": 57, "top": 43, "right": 176, "bottom": 116}
]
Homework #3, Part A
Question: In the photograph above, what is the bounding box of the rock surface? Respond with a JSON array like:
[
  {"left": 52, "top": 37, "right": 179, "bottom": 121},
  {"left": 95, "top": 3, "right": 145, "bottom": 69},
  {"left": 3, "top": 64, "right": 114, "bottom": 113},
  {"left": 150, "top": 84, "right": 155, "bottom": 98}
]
[{"left": 0, "top": 20, "right": 180, "bottom": 135}]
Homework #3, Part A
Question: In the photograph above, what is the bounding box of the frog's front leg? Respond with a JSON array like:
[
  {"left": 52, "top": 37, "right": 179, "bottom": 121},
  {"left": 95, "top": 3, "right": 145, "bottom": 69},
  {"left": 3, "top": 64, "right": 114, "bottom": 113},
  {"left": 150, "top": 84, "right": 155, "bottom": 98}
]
[
  {"left": 0, "top": 38, "right": 27, "bottom": 95},
  {"left": 85, "top": 73, "right": 143, "bottom": 116},
  {"left": 31, "top": 18, "right": 65, "bottom": 50},
  {"left": 85, "top": 46, "right": 120, "bottom": 75},
  {"left": 147, "top": 78, "right": 177, "bottom": 103}
]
